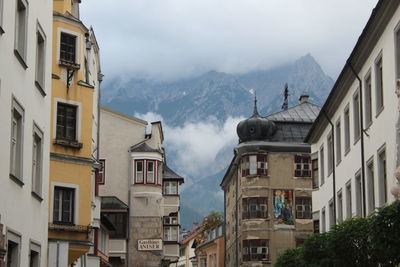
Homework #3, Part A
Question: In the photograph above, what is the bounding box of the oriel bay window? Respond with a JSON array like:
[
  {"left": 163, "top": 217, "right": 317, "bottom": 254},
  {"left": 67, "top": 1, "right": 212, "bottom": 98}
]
[
  {"left": 134, "top": 160, "right": 162, "bottom": 184},
  {"left": 147, "top": 160, "right": 155, "bottom": 183},
  {"left": 243, "top": 239, "right": 269, "bottom": 261},
  {"left": 164, "top": 226, "right": 178, "bottom": 242},
  {"left": 242, "top": 197, "right": 268, "bottom": 219},
  {"left": 135, "top": 160, "right": 143, "bottom": 183},
  {"left": 241, "top": 154, "right": 268, "bottom": 176},
  {"left": 53, "top": 187, "right": 75, "bottom": 224},
  {"left": 294, "top": 155, "right": 311, "bottom": 177}
]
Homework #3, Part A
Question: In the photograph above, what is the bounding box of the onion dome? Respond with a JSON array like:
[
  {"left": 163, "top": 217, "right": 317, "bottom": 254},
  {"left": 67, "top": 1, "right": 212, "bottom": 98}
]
[{"left": 237, "top": 95, "right": 277, "bottom": 142}]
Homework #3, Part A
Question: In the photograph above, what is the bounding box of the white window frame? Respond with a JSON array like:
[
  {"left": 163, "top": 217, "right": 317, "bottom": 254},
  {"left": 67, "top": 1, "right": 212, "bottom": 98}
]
[
  {"left": 377, "top": 145, "right": 387, "bottom": 206},
  {"left": 337, "top": 190, "right": 343, "bottom": 223},
  {"left": 35, "top": 21, "right": 46, "bottom": 94},
  {"left": 14, "top": 0, "right": 29, "bottom": 65},
  {"left": 344, "top": 105, "right": 351, "bottom": 154},
  {"left": 56, "top": 27, "right": 81, "bottom": 65},
  {"left": 32, "top": 123, "right": 43, "bottom": 198},
  {"left": 135, "top": 160, "right": 144, "bottom": 183},
  {"left": 163, "top": 225, "right": 178, "bottom": 241},
  {"left": 6, "top": 229, "right": 21, "bottom": 267},
  {"left": 10, "top": 97, "right": 24, "bottom": 183},
  {"left": 164, "top": 216, "right": 178, "bottom": 225},
  {"left": 319, "top": 145, "right": 325, "bottom": 185},
  {"left": 50, "top": 182, "right": 79, "bottom": 225},
  {"left": 353, "top": 90, "right": 361, "bottom": 143},
  {"left": 366, "top": 157, "right": 375, "bottom": 215},
  {"left": 321, "top": 208, "right": 326, "bottom": 233},
  {"left": 29, "top": 241, "right": 41, "bottom": 267},
  {"left": 157, "top": 161, "right": 162, "bottom": 185},
  {"left": 355, "top": 171, "right": 363, "bottom": 217},
  {"left": 327, "top": 132, "right": 333, "bottom": 175},
  {"left": 375, "top": 53, "right": 384, "bottom": 115},
  {"left": 328, "top": 199, "right": 334, "bottom": 230},
  {"left": 53, "top": 98, "right": 82, "bottom": 142},
  {"left": 335, "top": 119, "right": 342, "bottom": 164},
  {"left": 164, "top": 181, "right": 178, "bottom": 195},
  {"left": 364, "top": 71, "right": 372, "bottom": 126},
  {"left": 146, "top": 160, "right": 155, "bottom": 184},
  {"left": 345, "top": 180, "right": 352, "bottom": 219}
]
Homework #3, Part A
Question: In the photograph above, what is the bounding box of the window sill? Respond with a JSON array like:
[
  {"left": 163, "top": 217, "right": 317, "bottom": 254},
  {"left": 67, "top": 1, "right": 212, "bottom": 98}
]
[
  {"left": 163, "top": 241, "right": 179, "bottom": 244},
  {"left": 54, "top": 139, "right": 83, "bottom": 149},
  {"left": 344, "top": 147, "right": 350, "bottom": 157},
  {"left": 163, "top": 194, "right": 179, "bottom": 197},
  {"left": 14, "top": 49, "right": 28, "bottom": 69},
  {"left": 9, "top": 173, "right": 24, "bottom": 187},
  {"left": 35, "top": 81, "right": 46, "bottom": 97},
  {"left": 58, "top": 60, "right": 80, "bottom": 70},
  {"left": 336, "top": 159, "right": 342, "bottom": 167},
  {"left": 353, "top": 135, "right": 361, "bottom": 145},
  {"left": 31, "top": 191, "right": 43, "bottom": 202},
  {"left": 243, "top": 174, "right": 269, "bottom": 178},
  {"left": 242, "top": 218, "right": 269, "bottom": 221},
  {"left": 293, "top": 176, "right": 312, "bottom": 179},
  {"left": 364, "top": 120, "right": 373, "bottom": 130},
  {"left": 375, "top": 106, "right": 384, "bottom": 118}
]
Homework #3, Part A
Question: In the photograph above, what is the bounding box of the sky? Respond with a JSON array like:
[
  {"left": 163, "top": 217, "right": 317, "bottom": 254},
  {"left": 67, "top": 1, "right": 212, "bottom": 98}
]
[
  {"left": 81, "top": 0, "right": 378, "bottom": 81},
  {"left": 80, "top": 0, "right": 380, "bottom": 183}
]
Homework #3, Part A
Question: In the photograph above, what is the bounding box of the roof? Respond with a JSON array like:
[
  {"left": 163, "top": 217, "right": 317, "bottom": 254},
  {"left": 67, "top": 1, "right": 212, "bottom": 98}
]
[
  {"left": 101, "top": 196, "right": 128, "bottom": 210},
  {"left": 100, "top": 106, "right": 148, "bottom": 125},
  {"left": 265, "top": 102, "right": 321, "bottom": 123},
  {"left": 130, "top": 141, "right": 163, "bottom": 153},
  {"left": 305, "top": 0, "right": 400, "bottom": 142},
  {"left": 163, "top": 164, "right": 184, "bottom": 183}
]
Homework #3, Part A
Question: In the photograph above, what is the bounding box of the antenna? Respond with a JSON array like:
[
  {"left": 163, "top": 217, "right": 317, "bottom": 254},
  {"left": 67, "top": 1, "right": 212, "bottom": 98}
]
[
  {"left": 281, "top": 83, "right": 289, "bottom": 110},
  {"left": 252, "top": 90, "right": 260, "bottom": 117}
]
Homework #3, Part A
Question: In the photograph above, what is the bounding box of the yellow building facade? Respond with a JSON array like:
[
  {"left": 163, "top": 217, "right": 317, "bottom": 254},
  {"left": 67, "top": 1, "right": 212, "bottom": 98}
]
[{"left": 48, "top": 0, "right": 102, "bottom": 266}]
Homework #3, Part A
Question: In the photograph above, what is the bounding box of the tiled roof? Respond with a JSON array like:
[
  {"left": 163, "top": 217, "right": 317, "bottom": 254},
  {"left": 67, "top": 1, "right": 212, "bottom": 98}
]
[
  {"left": 265, "top": 102, "right": 321, "bottom": 123},
  {"left": 130, "top": 141, "right": 162, "bottom": 153},
  {"left": 163, "top": 164, "right": 184, "bottom": 183}
]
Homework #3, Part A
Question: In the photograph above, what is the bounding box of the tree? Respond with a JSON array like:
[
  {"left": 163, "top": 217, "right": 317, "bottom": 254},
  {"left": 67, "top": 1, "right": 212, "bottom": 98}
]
[
  {"left": 274, "top": 247, "right": 306, "bottom": 267},
  {"left": 201, "top": 211, "right": 223, "bottom": 232}
]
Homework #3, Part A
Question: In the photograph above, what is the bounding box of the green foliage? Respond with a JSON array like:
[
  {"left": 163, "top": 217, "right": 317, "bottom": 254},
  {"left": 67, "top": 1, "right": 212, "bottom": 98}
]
[
  {"left": 274, "top": 200, "right": 400, "bottom": 267},
  {"left": 201, "top": 211, "right": 223, "bottom": 232}
]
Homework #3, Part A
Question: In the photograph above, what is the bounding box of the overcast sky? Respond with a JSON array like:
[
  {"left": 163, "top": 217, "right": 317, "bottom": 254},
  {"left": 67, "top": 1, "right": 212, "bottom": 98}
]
[{"left": 81, "top": 0, "right": 378, "bottom": 81}]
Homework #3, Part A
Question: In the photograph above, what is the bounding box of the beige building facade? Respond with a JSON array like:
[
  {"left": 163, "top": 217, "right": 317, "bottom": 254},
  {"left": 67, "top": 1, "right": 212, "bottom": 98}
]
[{"left": 221, "top": 98, "right": 319, "bottom": 266}]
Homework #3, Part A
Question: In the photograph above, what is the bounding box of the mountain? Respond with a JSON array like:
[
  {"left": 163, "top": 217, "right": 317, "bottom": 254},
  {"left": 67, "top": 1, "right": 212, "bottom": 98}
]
[
  {"left": 101, "top": 54, "right": 334, "bottom": 228},
  {"left": 102, "top": 54, "right": 333, "bottom": 127}
]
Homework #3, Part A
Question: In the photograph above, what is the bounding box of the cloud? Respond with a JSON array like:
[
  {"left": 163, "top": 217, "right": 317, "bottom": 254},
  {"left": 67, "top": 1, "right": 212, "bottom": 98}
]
[
  {"left": 134, "top": 112, "right": 244, "bottom": 181},
  {"left": 81, "top": 0, "right": 378, "bottom": 80}
]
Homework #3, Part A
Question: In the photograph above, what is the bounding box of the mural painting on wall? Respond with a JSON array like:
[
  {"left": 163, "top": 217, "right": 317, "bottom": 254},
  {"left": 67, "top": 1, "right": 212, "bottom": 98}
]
[{"left": 274, "top": 189, "right": 294, "bottom": 225}]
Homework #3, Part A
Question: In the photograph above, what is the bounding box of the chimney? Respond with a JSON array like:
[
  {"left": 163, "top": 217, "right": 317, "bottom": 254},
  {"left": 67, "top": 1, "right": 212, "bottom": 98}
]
[{"left": 299, "top": 94, "right": 309, "bottom": 104}]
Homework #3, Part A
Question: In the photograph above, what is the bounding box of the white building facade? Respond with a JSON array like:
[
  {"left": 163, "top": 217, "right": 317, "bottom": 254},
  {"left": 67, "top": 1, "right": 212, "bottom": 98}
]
[
  {"left": 0, "top": 0, "right": 52, "bottom": 266},
  {"left": 306, "top": 0, "right": 400, "bottom": 232}
]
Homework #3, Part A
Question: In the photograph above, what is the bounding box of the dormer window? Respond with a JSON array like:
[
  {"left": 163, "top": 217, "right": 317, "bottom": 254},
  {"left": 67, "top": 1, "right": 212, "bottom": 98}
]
[{"left": 241, "top": 154, "right": 268, "bottom": 177}]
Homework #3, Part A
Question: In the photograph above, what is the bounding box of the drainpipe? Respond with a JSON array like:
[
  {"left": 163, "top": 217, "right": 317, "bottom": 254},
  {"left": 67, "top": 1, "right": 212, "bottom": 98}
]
[
  {"left": 348, "top": 62, "right": 367, "bottom": 217},
  {"left": 321, "top": 110, "right": 336, "bottom": 225},
  {"left": 235, "top": 162, "right": 239, "bottom": 267}
]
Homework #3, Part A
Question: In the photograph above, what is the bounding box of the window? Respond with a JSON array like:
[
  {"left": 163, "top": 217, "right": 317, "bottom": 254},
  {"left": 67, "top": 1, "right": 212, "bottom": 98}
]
[
  {"left": 367, "top": 160, "right": 375, "bottom": 215},
  {"left": 337, "top": 190, "right": 343, "bottom": 223},
  {"left": 164, "top": 181, "right": 178, "bottom": 195},
  {"left": 313, "top": 219, "right": 320, "bottom": 233},
  {"left": 241, "top": 154, "right": 267, "bottom": 176},
  {"left": 29, "top": 242, "right": 40, "bottom": 267},
  {"left": 355, "top": 173, "right": 363, "bottom": 217},
  {"left": 375, "top": 56, "right": 384, "bottom": 113},
  {"left": 146, "top": 160, "right": 155, "bottom": 183},
  {"left": 346, "top": 181, "right": 352, "bottom": 219},
  {"left": 98, "top": 159, "right": 105, "bottom": 184},
  {"left": 327, "top": 132, "right": 333, "bottom": 174},
  {"left": 53, "top": 187, "right": 75, "bottom": 224},
  {"left": 312, "top": 158, "right": 319, "bottom": 189},
  {"left": 164, "top": 226, "right": 178, "bottom": 241},
  {"left": 98, "top": 227, "right": 108, "bottom": 254},
  {"left": 378, "top": 148, "right": 387, "bottom": 206},
  {"left": 6, "top": 231, "right": 21, "bottom": 267},
  {"left": 335, "top": 120, "right": 341, "bottom": 163},
  {"left": 329, "top": 200, "right": 334, "bottom": 229},
  {"left": 294, "top": 155, "right": 311, "bottom": 177},
  {"left": 164, "top": 216, "right": 178, "bottom": 225},
  {"left": 10, "top": 98, "right": 24, "bottom": 182},
  {"left": 344, "top": 106, "right": 350, "bottom": 153},
  {"left": 0, "top": 0, "right": 4, "bottom": 34},
  {"left": 319, "top": 145, "right": 325, "bottom": 185},
  {"left": 242, "top": 197, "right": 267, "bottom": 219},
  {"left": 14, "top": 0, "right": 28, "bottom": 64},
  {"left": 135, "top": 160, "right": 143, "bottom": 183},
  {"left": 295, "top": 197, "right": 311, "bottom": 219},
  {"left": 321, "top": 208, "right": 326, "bottom": 233},
  {"left": 32, "top": 125, "right": 43, "bottom": 196},
  {"left": 56, "top": 103, "right": 77, "bottom": 141},
  {"left": 60, "top": 32, "right": 76, "bottom": 63},
  {"left": 35, "top": 23, "right": 46, "bottom": 92},
  {"left": 242, "top": 239, "right": 269, "bottom": 262},
  {"left": 364, "top": 74, "right": 372, "bottom": 125},
  {"left": 157, "top": 161, "right": 162, "bottom": 185},
  {"left": 104, "top": 212, "right": 127, "bottom": 239},
  {"left": 353, "top": 91, "right": 361, "bottom": 142}
]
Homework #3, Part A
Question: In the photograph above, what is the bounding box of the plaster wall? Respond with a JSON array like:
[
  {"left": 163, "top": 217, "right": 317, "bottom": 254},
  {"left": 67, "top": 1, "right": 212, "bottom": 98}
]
[
  {"left": 0, "top": 0, "right": 52, "bottom": 265},
  {"left": 311, "top": 6, "right": 400, "bottom": 231}
]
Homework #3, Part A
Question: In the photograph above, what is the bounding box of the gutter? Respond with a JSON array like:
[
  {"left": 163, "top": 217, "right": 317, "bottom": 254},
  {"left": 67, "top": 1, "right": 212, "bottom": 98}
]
[
  {"left": 321, "top": 110, "right": 336, "bottom": 226},
  {"left": 348, "top": 62, "right": 367, "bottom": 218}
]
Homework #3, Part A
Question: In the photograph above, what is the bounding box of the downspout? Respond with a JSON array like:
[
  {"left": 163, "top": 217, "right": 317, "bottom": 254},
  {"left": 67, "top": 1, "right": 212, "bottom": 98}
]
[
  {"left": 348, "top": 62, "right": 367, "bottom": 217},
  {"left": 235, "top": 162, "right": 239, "bottom": 267},
  {"left": 321, "top": 110, "right": 336, "bottom": 226}
]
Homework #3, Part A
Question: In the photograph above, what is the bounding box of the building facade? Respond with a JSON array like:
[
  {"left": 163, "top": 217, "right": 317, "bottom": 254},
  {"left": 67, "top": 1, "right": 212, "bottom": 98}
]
[
  {"left": 221, "top": 97, "right": 319, "bottom": 266},
  {"left": 48, "top": 0, "right": 103, "bottom": 265},
  {"left": 306, "top": 0, "right": 400, "bottom": 232},
  {"left": 177, "top": 226, "right": 202, "bottom": 267},
  {"left": 0, "top": 0, "right": 52, "bottom": 265},
  {"left": 193, "top": 224, "right": 224, "bottom": 267},
  {"left": 99, "top": 107, "right": 184, "bottom": 267}
]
